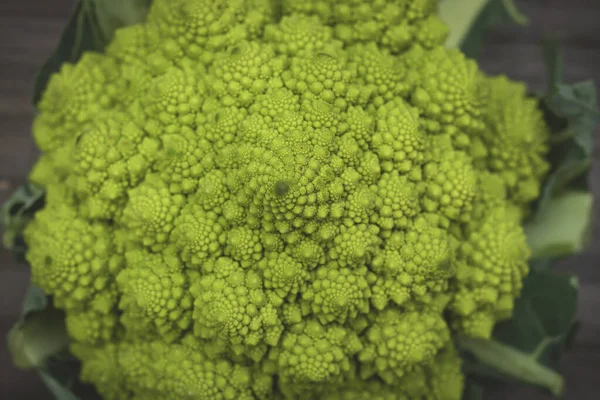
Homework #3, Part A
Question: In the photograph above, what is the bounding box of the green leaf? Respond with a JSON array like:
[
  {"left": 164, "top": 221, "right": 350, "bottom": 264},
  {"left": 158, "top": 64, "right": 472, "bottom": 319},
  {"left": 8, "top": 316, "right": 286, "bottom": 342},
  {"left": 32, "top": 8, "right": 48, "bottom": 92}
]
[
  {"left": 493, "top": 271, "right": 579, "bottom": 371},
  {"left": 438, "top": 0, "right": 489, "bottom": 49},
  {"left": 524, "top": 40, "right": 599, "bottom": 262},
  {"left": 19, "top": 284, "right": 49, "bottom": 317},
  {"left": 7, "top": 288, "right": 69, "bottom": 370},
  {"left": 537, "top": 40, "right": 599, "bottom": 205},
  {"left": 33, "top": 0, "right": 153, "bottom": 106},
  {"left": 544, "top": 82, "right": 598, "bottom": 177},
  {"left": 539, "top": 81, "right": 600, "bottom": 197},
  {"left": 439, "top": 0, "right": 528, "bottom": 58},
  {"left": 1, "top": 183, "right": 45, "bottom": 262},
  {"left": 525, "top": 191, "right": 594, "bottom": 260},
  {"left": 457, "top": 270, "right": 579, "bottom": 397}
]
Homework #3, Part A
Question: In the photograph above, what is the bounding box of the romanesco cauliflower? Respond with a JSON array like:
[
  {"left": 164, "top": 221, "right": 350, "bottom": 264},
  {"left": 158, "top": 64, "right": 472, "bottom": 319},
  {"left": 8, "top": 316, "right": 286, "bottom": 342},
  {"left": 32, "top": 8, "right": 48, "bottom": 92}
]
[{"left": 23, "top": 0, "right": 551, "bottom": 399}]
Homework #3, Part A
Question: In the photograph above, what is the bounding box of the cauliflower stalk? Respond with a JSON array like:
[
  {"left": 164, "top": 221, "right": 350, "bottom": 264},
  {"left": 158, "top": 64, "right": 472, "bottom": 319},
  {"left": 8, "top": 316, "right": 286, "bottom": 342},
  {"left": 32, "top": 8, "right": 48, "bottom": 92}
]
[{"left": 17, "top": 0, "right": 557, "bottom": 399}]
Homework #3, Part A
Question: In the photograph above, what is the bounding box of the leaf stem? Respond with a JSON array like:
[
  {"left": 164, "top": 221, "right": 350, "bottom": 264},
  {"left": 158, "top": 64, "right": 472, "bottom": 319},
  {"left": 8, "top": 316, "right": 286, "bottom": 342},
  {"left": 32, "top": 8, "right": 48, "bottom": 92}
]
[
  {"left": 7, "top": 309, "right": 70, "bottom": 369},
  {"left": 457, "top": 336, "right": 565, "bottom": 397}
]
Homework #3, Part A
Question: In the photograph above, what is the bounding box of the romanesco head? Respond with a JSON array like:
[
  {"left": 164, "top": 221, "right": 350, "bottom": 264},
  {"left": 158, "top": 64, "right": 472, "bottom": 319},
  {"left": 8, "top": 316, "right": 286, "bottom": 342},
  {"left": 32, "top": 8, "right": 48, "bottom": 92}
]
[{"left": 25, "top": 0, "right": 552, "bottom": 398}]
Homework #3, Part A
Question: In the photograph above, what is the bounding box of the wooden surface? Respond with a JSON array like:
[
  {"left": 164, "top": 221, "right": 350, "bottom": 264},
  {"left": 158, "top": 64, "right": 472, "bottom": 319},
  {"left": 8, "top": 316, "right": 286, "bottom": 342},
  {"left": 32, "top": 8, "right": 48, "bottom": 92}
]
[{"left": 0, "top": 0, "right": 598, "bottom": 398}]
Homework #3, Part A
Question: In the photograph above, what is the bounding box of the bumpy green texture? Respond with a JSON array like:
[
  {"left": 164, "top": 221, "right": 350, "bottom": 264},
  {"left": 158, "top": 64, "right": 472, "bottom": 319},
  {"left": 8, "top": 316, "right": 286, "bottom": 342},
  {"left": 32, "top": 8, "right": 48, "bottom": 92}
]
[{"left": 23, "top": 0, "right": 551, "bottom": 399}]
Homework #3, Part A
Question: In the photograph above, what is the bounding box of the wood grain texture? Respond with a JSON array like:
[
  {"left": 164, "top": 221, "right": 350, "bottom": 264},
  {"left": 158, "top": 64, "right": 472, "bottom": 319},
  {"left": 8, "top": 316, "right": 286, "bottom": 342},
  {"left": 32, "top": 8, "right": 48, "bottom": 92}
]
[{"left": 0, "top": 0, "right": 598, "bottom": 398}]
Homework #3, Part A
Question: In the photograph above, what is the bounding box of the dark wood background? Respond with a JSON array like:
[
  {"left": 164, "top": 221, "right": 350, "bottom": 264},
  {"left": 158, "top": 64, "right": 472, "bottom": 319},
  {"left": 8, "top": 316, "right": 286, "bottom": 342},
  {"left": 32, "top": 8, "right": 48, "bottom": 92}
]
[{"left": 0, "top": 0, "right": 598, "bottom": 398}]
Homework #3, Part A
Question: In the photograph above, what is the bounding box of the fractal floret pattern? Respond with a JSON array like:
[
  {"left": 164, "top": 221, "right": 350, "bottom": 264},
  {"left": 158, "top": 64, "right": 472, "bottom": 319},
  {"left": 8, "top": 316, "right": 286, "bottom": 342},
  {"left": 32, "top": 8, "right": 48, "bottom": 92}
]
[{"left": 24, "top": 0, "right": 551, "bottom": 399}]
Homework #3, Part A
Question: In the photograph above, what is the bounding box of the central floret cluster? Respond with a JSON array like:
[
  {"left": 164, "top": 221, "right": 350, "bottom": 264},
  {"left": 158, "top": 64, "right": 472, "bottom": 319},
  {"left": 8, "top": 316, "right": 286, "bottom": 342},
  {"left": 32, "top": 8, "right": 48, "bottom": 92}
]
[{"left": 23, "top": 0, "right": 550, "bottom": 399}]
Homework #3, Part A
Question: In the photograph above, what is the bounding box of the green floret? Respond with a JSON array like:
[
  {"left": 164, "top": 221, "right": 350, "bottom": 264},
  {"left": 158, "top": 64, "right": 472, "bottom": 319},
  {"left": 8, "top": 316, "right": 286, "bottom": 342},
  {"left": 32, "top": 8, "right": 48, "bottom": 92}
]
[
  {"left": 303, "top": 264, "right": 372, "bottom": 324},
  {"left": 300, "top": 98, "right": 345, "bottom": 131},
  {"left": 146, "top": 0, "right": 276, "bottom": 64},
  {"left": 257, "top": 251, "right": 310, "bottom": 301},
  {"left": 337, "top": 133, "right": 362, "bottom": 167},
  {"left": 292, "top": 237, "right": 326, "bottom": 268},
  {"left": 33, "top": 53, "right": 123, "bottom": 153},
  {"left": 281, "top": 0, "right": 447, "bottom": 53},
  {"left": 70, "top": 114, "right": 157, "bottom": 219},
  {"left": 427, "top": 345, "right": 465, "bottom": 400},
  {"left": 451, "top": 207, "right": 530, "bottom": 338},
  {"left": 466, "top": 172, "right": 524, "bottom": 227},
  {"left": 143, "top": 63, "right": 208, "bottom": 130},
  {"left": 392, "top": 342, "right": 464, "bottom": 400},
  {"left": 374, "top": 170, "right": 421, "bottom": 234},
  {"left": 249, "top": 88, "right": 300, "bottom": 120},
  {"left": 106, "top": 24, "right": 176, "bottom": 108},
  {"left": 330, "top": 223, "right": 381, "bottom": 267},
  {"left": 225, "top": 226, "right": 264, "bottom": 266},
  {"left": 348, "top": 43, "right": 409, "bottom": 104},
  {"left": 422, "top": 137, "right": 478, "bottom": 220},
  {"left": 169, "top": 203, "right": 226, "bottom": 266},
  {"left": 264, "top": 14, "right": 342, "bottom": 56},
  {"left": 106, "top": 24, "right": 160, "bottom": 67},
  {"left": 371, "top": 98, "right": 428, "bottom": 175},
  {"left": 267, "top": 319, "right": 362, "bottom": 392},
  {"left": 370, "top": 216, "right": 454, "bottom": 310},
  {"left": 477, "top": 75, "right": 551, "bottom": 206},
  {"left": 199, "top": 105, "right": 249, "bottom": 150},
  {"left": 65, "top": 292, "right": 119, "bottom": 346},
  {"left": 283, "top": 52, "right": 353, "bottom": 106},
  {"left": 65, "top": 312, "right": 114, "bottom": 346},
  {"left": 235, "top": 126, "right": 341, "bottom": 233},
  {"left": 344, "top": 105, "right": 376, "bottom": 150},
  {"left": 358, "top": 307, "right": 450, "bottom": 384},
  {"left": 321, "top": 378, "right": 404, "bottom": 400},
  {"left": 71, "top": 343, "right": 128, "bottom": 400},
  {"left": 407, "top": 47, "right": 485, "bottom": 149},
  {"left": 116, "top": 250, "right": 193, "bottom": 342},
  {"left": 196, "top": 170, "right": 231, "bottom": 212},
  {"left": 344, "top": 186, "right": 378, "bottom": 224},
  {"left": 357, "top": 151, "right": 383, "bottom": 185},
  {"left": 24, "top": 203, "right": 120, "bottom": 310},
  {"left": 73, "top": 338, "right": 264, "bottom": 400},
  {"left": 272, "top": 110, "right": 308, "bottom": 134},
  {"left": 234, "top": 114, "right": 272, "bottom": 146},
  {"left": 121, "top": 175, "right": 186, "bottom": 250},
  {"left": 191, "top": 257, "right": 284, "bottom": 360},
  {"left": 211, "top": 41, "right": 286, "bottom": 106},
  {"left": 322, "top": 342, "right": 463, "bottom": 400},
  {"left": 29, "top": 54, "right": 125, "bottom": 184}
]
